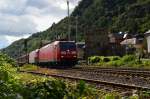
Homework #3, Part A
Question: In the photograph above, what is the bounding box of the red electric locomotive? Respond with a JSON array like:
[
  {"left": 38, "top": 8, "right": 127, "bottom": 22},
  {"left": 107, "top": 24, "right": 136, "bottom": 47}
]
[
  {"left": 18, "top": 40, "right": 77, "bottom": 67},
  {"left": 38, "top": 41, "right": 77, "bottom": 67}
]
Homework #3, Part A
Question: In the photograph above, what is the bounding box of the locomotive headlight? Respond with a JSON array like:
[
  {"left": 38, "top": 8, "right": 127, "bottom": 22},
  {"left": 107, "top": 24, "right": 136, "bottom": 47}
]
[{"left": 61, "top": 51, "right": 66, "bottom": 54}]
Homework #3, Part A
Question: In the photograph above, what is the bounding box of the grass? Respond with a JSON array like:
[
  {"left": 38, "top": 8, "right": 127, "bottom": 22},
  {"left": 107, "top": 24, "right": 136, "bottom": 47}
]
[
  {"left": 88, "top": 55, "right": 150, "bottom": 69},
  {"left": 17, "top": 72, "right": 54, "bottom": 84},
  {"left": 19, "top": 64, "right": 39, "bottom": 71}
]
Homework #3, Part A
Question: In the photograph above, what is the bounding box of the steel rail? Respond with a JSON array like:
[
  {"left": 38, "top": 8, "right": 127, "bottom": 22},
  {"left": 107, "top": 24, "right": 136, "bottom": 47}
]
[
  {"left": 71, "top": 67, "right": 150, "bottom": 77},
  {"left": 20, "top": 70, "right": 150, "bottom": 90},
  {"left": 74, "top": 66, "right": 150, "bottom": 71}
]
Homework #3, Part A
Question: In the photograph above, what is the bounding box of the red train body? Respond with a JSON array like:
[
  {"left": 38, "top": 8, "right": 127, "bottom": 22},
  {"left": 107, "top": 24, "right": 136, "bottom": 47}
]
[
  {"left": 38, "top": 41, "right": 77, "bottom": 66},
  {"left": 29, "top": 49, "right": 39, "bottom": 64},
  {"left": 18, "top": 41, "right": 77, "bottom": 67}
]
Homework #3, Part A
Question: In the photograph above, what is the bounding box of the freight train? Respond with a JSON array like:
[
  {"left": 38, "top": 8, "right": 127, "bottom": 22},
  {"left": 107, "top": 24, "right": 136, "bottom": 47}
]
[{"left": 17, "top": 40, "right": 78, "bottom": 68}]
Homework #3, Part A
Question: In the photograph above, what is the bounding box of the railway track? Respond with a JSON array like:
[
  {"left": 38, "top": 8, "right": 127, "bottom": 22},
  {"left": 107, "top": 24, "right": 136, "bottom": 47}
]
[
  {"left": 20, "top": 68, "right": 150, "bottom": 92},
  {"left": 59, "top": 68, "right": 150, "bottom": 88},
  {"left": 71, "top": 67, "right": 150, "bottom": 77}
]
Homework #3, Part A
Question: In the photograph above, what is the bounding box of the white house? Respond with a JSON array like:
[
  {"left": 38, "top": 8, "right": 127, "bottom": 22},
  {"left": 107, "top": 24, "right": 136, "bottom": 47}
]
[{"left": 145, "top": 30, "right": 150, "bottom": 53}]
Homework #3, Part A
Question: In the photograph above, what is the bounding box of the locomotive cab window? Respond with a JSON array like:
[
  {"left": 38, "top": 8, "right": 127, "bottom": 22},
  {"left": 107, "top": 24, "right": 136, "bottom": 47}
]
[{"left": 59, "top": 42, "right": 76, "bottom": 51}]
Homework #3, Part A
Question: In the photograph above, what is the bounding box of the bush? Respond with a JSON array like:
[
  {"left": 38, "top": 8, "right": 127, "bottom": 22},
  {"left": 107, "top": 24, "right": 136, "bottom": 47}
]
[
  {"left": 106, "top": 56, "right": 120, "bottom": 61},
  {"left": 88, "top": 55, "right": 150, "bottom": 68},
  {"left": 129, "top": 96, "right": 139, "bottom": 99},
  {"left": 142, "top": 60, "right": 150, "bottom": 67},
  {"left": 29, "top": 80, "right": 67, "bottom": 99},
  {"left": 111, "top": 56, "right": 121, "bottom": 61},
  {"left": 88, "top": 56, "right": 101, "bottom": 64},
  {"left": 122, "top": 55, "right": 136, "bottom": 62},
  {"left": 104, "top": 93, "right": 121, "bottom": 99},
  {"left": 139, "top": 91, "right": 150, "bottom": 99},
  {"left": 103, "top": 57, "right": 111, "bottom": 62},
  {"left": 0, "top": 53, "right": 16, "bottom": 66},
  {"left": 107, "top": 60, "right": 124, "bottom": 67},
  {"left": 88, "top": 56, "right": 122, "bottom": 65}
]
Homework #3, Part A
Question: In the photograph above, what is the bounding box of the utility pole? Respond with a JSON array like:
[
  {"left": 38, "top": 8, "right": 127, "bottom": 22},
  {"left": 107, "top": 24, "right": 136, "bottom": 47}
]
[
  {"left": 75, "top": 16, "right": 78, "bottom": 42},
  {"left": 51, "top": 22, "right": 56, "bottom": 41},
  {"left": 24, "top": 39, "right": 28, "bottom": 63},
  {"left": 67, "top": 0, "right": 71, "bottom": 41},
  {"left": 123, "top": 32, "right": 128, "bottom": 55}
]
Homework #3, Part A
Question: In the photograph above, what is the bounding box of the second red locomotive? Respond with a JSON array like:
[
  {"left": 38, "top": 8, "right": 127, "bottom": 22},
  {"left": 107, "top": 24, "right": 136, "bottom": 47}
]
[{"left": 18, "top": 40, "right": 77, "bottom": 67}]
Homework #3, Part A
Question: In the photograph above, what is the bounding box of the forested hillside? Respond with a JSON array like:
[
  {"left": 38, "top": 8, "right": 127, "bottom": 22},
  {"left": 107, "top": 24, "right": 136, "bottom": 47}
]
[{"left": 2, "top": 0, "right": 150, "bottom": 58}]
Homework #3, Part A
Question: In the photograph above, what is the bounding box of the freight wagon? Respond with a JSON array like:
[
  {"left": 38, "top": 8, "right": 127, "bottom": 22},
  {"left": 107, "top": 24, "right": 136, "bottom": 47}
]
[{"left": 29, "top": 49, "right": 39, "bottom": 64}]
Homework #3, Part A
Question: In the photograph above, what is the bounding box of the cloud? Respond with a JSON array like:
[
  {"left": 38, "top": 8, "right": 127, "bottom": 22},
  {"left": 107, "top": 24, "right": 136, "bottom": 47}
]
[
  {"left": 0, "top": 35, "right": 29, "bottom": 48},
  {"left": 0, "top": 37, "right": 9, "bottom": 48},
  {"left": 0, "top": 0, "right": 81, "bottom": 48},
  {"left": 5, "top": 35, "right": 30, "bottom": 44},
  {"left": 0, "top": 14, "right": 37, "bottom": 36},
  {"left": 0, "top": 0, "right": 27, "bottom": 15}
]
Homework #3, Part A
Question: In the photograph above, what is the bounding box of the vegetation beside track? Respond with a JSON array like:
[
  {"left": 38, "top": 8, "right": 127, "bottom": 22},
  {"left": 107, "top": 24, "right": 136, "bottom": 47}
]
[
  {"left": 1, "top": 53, "right": 150, "bottom": 98},
  {"left": 20, "top": 64, "right": 39, "bottom": 71},
  {"left": 1, "top": 64, "right": 122, "bottom": 99},
  {"left": 88, "top": 55, "right": 150, "bottom": 69},
  {"left": 0, "top": 53, "right": 123, "bottom": 98},
  {"left": 20, "top": 65, "right": 150, "bottom": 99}
]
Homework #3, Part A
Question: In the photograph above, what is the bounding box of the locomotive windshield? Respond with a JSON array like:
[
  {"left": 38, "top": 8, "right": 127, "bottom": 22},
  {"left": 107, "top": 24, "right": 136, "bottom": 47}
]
[{"left": 59, "top": 42, "right": 76, "bottom": 50}]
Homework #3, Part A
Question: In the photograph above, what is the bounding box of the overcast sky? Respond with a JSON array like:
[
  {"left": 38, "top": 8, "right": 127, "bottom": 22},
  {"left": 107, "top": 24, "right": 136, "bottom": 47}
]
[{"left": 0, "top": 0, "right": 80, "bottom": 49}]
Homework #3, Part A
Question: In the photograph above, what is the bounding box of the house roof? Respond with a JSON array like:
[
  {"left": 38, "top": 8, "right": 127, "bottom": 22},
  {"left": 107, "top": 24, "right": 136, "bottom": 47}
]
[
  {"left": 144, "top": 30, "right": 150, "bottom": 36},
  {"left": 76, "top": 42, "right": 85, "bottom": 48},
  {"left": 108, "top": 33, "right": 124, "bottom": 39},
  {"left": 146, "top": 30, "right": 150, "bottom": 33},
  {"left": 120, "top": 38, "right": 136, "bottom": 45}
]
